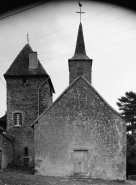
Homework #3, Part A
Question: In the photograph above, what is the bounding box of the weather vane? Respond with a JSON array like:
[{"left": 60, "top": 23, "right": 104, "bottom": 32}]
[
  {"left": 27, "top": 32, "right": 30, "bottom": 44},
  {"left": 76, "top": 2, "right": 85, "bottom": 23}
]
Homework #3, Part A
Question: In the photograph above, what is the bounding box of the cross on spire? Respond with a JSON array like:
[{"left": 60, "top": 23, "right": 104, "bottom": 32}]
[
  {"left": 27, "top": 33, "right": 30, "bottom": 44},
  {"left": 76, "top": 2, "right": 85, "bottom": 23}
]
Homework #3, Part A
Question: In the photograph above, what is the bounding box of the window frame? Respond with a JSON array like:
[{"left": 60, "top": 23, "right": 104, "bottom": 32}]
[{"left": 12, "top": 111, "right": 23, "bottom": 127}]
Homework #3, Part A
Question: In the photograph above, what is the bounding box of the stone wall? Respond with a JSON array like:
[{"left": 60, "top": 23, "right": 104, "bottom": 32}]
[
  {"left": 6, "top": 76, "right": 52, "bottom": 167},
  {"left": 34, "top": 77, "right": 126, "bottom": 180},
  {"left": 0, "top": 133, "right": 13, "bottom": 169},
  {"left": 68, "top": 60, "right": 92, "bottom": 84}
]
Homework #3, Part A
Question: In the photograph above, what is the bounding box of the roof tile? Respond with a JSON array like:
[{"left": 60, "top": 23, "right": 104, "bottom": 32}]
[{"left": 4, "top": 44, "right": 48, "bottom": 77}]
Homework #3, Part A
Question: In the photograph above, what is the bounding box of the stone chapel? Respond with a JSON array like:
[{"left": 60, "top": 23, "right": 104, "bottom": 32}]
[
  {"left": 2, "top": 16, "right": 126, "bottom": 179},
  {"left": 32, "top": 23, "right": 126, "bottom": 180}
]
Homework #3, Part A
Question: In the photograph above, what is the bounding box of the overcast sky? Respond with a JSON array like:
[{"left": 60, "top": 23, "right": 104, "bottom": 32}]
[{"left": 0, "top": 0, "right": 136, "bottom": 117}]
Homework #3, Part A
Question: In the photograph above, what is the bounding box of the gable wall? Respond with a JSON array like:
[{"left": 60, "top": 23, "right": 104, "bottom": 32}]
[{"left": 34, "top": 78, "right": 126, "bottom": 180}]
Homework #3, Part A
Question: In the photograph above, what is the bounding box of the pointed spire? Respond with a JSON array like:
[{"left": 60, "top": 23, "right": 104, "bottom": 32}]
[
  {"left": 71, "top": 23, "right": 90, "bottom": 60},
  {"left": 75, "top": 23, "right": 86, "bottom": 55}
]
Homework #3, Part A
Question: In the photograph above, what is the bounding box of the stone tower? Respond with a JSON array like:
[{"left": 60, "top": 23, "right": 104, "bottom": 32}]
[
  {"left": 68, "top": 23, "right": 92, "bottom": 84},
  {"left": 4, "top": 44, "right": 55, "bottom": 167}
]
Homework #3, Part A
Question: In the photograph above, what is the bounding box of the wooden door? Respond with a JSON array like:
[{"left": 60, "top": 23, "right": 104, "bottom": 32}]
[{"left": 74, "top": 150, "right": 88, "bottom": 174}]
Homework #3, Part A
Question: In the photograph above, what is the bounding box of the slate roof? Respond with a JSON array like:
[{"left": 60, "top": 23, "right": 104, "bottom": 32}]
[
  {"left": 4, "top": 44, "right": 48, "bottom": 77},
  {"left": 70, "top": 23, "right": 91, "bottom": 60}
]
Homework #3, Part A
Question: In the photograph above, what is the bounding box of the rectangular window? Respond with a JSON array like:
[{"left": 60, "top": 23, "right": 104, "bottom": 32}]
[
  {"left": 22, "top": 78, "right": 28, "bottom": 86},
  {"left": 13, "top": 113, "right": 22, "bottom": 126},
  {"left": 77, "top": 68, "right": 83, "bottom": 76}
]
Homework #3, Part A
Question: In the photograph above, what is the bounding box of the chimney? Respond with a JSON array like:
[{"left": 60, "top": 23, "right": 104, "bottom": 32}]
[{"left": 29, "top": 52, "right": 38, "bottom": 69}]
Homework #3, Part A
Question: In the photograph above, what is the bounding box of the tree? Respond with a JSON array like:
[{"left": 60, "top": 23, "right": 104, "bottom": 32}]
[
  {"left": 127, "top": 134, "right": 136, "bottom": 176},
  {"left": 117, "top": 91, "right": 136, "bottom": 133},
  {"left": 117, "top": 91, "right": 136, "bottom": 177}
]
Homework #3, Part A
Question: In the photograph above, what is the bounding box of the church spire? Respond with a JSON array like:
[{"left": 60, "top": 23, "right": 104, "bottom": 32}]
[
  {"left": 71, "top": 23, "right": 90, "bottom": 60},
  {"left": 68, "top": 4, "right": 92, "bottom": 84},
  {"left": 68, "top": 22, "right": 92, "bottom": 85},
  {"left": 75, "top": 23, "right": 86, "bottom": 56}
]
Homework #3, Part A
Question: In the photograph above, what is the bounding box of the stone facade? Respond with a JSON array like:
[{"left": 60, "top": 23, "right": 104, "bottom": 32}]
[
  {"left": 5, "top": 77, "right": 52, "bottom": 167},
  {"left": 0, "top": 133, "right": 13, "bottom": 170},
  {"left": 69, "top": 60, "right": 92, "bottom": 84},
  {"left": 4, "top": 44, "right": 54, "bottom": 167},
  {"left": 33, "top": 22, "right": 126, "bottom": 180},
  {"left": 34, "top": 77, "right": 126, "bottom": 180}
]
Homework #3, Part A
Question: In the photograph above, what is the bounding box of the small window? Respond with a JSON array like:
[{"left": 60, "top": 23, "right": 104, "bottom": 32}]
[
  {"left": 13, "top": 113, "right": 22, "bottom": 126},
  {"left": 77, "top": 68, "right": 83, "bottom": 76},
  {"left": 24, "top": 147, "right": 28, "bottom": 156},
  {"left": 22, "top": 78, "right": 28, "bottom": 86}
]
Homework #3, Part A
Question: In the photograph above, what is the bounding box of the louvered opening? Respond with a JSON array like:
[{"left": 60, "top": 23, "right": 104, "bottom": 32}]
[
  {"left": 13, "top": 113, "right": 22, "bottom": 126},
  {"left": 77, "top": 68, "right": 83, "bottom": 76}
]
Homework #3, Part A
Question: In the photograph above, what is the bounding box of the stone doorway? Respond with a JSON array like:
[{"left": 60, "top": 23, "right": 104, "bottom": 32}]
[
  {"left": 23, "top": 157, "right": 29, "bottom": 168},
  {"left": 74, "top": 150, "right": 88, "bottom": 174}
]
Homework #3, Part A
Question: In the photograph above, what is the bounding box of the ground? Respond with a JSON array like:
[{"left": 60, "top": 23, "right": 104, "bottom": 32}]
[{"left": 0, "top": 169, "right": 135, "bottom": 185}]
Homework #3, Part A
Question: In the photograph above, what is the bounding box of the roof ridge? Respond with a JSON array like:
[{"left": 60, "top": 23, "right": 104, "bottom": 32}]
[{"left": 31, "top": 76, "right": 126, "bottom": 127}]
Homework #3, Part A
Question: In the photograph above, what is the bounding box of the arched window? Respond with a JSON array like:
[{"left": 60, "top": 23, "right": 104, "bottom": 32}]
[
  {"left": 13, "top": 112, "right": 22, "bottom": 126},
  {"left": 24, "top": 147, "right": 28, "bottom": 156}
]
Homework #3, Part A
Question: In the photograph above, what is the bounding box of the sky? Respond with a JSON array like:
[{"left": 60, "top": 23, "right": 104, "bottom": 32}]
[{"left": 0, "top": 0, "right": 136, "bottom": 117}]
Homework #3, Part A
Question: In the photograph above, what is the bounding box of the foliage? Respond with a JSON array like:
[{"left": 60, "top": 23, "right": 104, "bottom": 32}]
[
  {"left": 127, "top": 134, "right": 136, "bottom": 176},
  {"left": 117, "top": 92, "right": 136, "bottom": 176},
  {"left": 117, "top": 91, "right": 136, "bottom": 132}
]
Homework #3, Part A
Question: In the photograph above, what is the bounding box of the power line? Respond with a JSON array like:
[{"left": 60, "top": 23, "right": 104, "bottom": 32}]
[
  {"left": 87, "top": 38, "right": 136, "bottom": 52},
  {"left": 0, "top": 5, "right": 117, "bottom": 52},
  {"left": 27, "top": 11, "right": 136, "bottom": 49},
  {"left": 6, "top": 10, "right": 133, "bottom": 52},
  {"left": 0, "top": 36, "right": 136, "bottom": 63},
  {"left": 0, "top": 24, "right": 136, "bottom": 58},
  {"left": 0, "top": 5, "right": 135, "bottom": 54},
  {"left": 0, "top": 1, "right": 52, "bottom": 21},
  {"left": 85, "top": 12, "right": 136, "bottom": 32},
  {"left": 0, "top": 10, "right": 135, "bottom": 61},
  {"left": 40, "top": 37, "right": 136, "bottom": 62},
  {"left": 29, "top": 5, "right": 117, "bottom": 41},
  {"left": 36, "top": 26, "right": 136, "bottom": 55}
]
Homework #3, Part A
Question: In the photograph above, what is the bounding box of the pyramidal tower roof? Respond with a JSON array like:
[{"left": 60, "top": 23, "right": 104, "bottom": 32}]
[
  {"left": 4, "top": 43, "right": 48, "bottom": 77},
  {"left": 70, "top": 23, "right": 90, "bottom": 60}
]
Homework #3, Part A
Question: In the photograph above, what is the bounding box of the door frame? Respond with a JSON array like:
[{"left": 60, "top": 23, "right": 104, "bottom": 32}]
[{"left": 73, "top": 149, "right": 88, "bottom": 174}]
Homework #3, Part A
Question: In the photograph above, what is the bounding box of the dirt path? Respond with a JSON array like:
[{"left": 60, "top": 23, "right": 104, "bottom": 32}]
[{"left": 0, "top": 170, "right": 135, "bottom": 185}]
